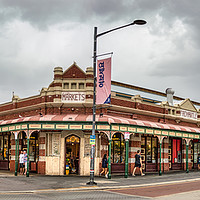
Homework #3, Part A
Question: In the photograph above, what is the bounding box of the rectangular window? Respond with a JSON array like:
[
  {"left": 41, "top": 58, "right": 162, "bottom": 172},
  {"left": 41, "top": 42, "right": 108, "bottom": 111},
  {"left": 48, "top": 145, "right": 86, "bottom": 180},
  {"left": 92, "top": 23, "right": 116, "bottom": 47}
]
[
  {"left": 146, "top": 137, "right": 152, "bottom": 163},
  {"left": 0, "top": 136, "right": 3, "bottom": 160},
  {"left": 71, "top": 83, "right": 77, "bottom": 89},
  {"left": 46, "top": 133, "right": 60, "bottom": 156},
  {"left": 152, "top": 137, "right": 157, "bottom": 163},
  {"left": 0, "top": 135, "right": 10, "bottom": 161},
  {"left": 79, "top": 83, "right": 84, "bottom": 89},
  {"left": 172, "top": 139, "right": 181, "bottom": 163},
  {"left": 63, "top": 83, "right": 69, "bottom": 89}
]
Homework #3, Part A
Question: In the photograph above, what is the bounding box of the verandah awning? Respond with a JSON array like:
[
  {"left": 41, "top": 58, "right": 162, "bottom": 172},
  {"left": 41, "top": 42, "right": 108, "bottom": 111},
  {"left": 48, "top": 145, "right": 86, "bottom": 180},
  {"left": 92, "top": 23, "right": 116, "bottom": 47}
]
[{"left": 0, "top": 114, "right": 200, "bottom": 134}]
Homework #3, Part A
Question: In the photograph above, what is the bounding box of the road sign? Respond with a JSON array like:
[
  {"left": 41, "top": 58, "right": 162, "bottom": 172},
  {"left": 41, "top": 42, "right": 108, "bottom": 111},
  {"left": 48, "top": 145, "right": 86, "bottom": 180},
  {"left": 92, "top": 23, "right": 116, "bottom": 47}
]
[{"left": 90, "top": 135, "right": 96, "bottom": 145}]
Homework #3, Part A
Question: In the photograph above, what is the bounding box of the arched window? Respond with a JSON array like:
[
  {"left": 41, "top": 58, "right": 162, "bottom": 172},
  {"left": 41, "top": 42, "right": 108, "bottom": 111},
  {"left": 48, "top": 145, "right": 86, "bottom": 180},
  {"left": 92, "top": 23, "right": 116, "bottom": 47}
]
[{"left": 111, "top": 133, "right": 125, "bottom": 163}]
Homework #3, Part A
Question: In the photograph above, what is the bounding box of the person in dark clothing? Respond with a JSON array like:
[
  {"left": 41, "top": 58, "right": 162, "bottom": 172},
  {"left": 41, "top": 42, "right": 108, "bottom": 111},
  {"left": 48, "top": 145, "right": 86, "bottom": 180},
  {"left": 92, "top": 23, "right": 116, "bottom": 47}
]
[
  {"left": 100, "top": 154, "right": 108, "bottom": 178},
  {"left": 198, "top": 153, "right": 200, "bottom": 170},
  {"left": 132, "top": 150, "right": 145, "bottom": 176}
]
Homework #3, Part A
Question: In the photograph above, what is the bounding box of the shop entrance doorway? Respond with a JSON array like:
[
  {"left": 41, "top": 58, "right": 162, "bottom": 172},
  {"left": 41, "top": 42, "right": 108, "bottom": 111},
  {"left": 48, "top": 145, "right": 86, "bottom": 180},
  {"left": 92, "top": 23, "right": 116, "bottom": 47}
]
[
  {"left": 29, "top": 131, "right": 39, "bottom": 172},
  {"left": 169, "top": 138, "right": 182, "bottom": 170},
  {"left": 111, "top": 133, "right": 125, "bottom": 173},
  {"left": 141, "top": 135, "right": 158, "bottom": 172},
  {"left": 191, "top": 140, "right": 200, "bottom": 169},
  {"left": 65, "top": 135, "right": 80, "bottom": 175}
]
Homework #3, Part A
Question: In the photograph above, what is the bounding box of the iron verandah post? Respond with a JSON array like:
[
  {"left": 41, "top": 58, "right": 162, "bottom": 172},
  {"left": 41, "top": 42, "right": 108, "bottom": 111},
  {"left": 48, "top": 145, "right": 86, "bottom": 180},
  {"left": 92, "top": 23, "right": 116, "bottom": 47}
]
[
  {"left": 125, "top": 139, "right": 129, "bottom": 178},
  {"left": 26, "top": 128, "right": 30, "bottom": 177},
  {"left": 159, "top": 142, "right": 162, "bottom": 176},
  {"left": 186, "top": 143, "right": 189, "bottom": 173},
  {"left": 14, "top": 133, "right": 18, "bottom": 176},
  {"left": 108, "top": 131, "right": 112, "bottom": 179}
]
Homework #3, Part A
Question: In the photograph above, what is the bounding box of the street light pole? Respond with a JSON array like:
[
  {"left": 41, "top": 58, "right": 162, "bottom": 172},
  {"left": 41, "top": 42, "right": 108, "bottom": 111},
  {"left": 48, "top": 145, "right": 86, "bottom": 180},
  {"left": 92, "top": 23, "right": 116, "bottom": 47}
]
[{"left": 87, "top": 20, "right": 147, "bottom": 185}]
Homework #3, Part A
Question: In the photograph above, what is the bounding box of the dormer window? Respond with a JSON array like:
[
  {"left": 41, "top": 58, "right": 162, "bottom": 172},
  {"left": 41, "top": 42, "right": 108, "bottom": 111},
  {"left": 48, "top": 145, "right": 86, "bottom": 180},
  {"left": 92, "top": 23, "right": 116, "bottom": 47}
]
[
  {"left": 63, "top": 83, "right": 69, "bottom": 89},
  {"left": 79, "top": 83, "right": 84, "bottom": 89},
  {"left": 71, "top": 83, "right": 77, "bottom": 89}
]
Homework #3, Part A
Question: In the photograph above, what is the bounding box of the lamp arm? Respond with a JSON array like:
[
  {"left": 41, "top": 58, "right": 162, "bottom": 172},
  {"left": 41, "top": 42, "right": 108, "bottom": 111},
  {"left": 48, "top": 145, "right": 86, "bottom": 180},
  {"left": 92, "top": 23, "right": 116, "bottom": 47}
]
[{"left": 96, "top": 22, "right": 135, "bottom": 38}]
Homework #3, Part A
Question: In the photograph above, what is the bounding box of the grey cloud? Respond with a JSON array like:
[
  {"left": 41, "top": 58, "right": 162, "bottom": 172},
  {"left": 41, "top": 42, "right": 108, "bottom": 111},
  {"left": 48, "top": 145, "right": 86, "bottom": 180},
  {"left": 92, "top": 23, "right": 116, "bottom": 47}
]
[{"left": 0, "top": 0, "right": 136, "bottom": 29}]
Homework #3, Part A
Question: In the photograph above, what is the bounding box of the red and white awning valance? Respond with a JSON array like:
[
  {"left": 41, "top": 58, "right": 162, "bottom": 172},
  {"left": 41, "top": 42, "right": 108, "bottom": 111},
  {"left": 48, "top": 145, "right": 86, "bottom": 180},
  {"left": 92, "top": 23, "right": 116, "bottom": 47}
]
[{"left": 0, "top": 114, "right": 200, "bottom": 134}]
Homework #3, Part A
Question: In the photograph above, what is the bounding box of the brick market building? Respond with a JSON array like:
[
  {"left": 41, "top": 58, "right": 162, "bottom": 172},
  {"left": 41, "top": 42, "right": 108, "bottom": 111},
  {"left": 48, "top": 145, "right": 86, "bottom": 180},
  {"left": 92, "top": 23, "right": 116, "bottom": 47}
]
[{"left": 0, "top": 62, "right": 200, "bottom": 176}]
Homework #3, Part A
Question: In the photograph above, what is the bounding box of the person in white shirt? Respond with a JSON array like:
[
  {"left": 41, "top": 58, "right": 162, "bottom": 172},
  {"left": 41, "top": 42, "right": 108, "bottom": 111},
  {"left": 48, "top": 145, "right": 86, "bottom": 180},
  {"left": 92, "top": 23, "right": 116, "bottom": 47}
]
[{"left": 19, "top": 151, "right": 24, "bottom": 175}]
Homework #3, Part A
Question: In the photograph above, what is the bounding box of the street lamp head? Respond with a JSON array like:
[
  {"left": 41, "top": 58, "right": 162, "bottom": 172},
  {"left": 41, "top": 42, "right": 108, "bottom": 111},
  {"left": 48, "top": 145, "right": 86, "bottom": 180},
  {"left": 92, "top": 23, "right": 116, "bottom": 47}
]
[{"left": 133, "top": 20, "right": 147, "bottom": 25}]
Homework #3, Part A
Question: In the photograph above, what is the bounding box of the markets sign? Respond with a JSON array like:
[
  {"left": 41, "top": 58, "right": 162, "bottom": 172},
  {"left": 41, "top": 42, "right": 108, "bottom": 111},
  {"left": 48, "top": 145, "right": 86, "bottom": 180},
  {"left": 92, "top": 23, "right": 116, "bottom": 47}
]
[
  {"left": 180, "top": 109, "right": 197, "bottom": 120},
  {"left": 61, "top": 92, "right": 86, "bottom": 103}
]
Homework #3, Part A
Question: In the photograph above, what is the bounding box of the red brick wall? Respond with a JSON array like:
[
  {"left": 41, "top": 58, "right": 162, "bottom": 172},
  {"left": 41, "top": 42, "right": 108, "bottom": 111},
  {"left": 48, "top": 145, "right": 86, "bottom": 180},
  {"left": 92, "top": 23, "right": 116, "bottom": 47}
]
[
  {"left": 10, "top": 160, "right": 15, "bottom": 172},
  {"left": 37, "top": 161, "right": 46, "bottom": 174},
  {"left": 63, "top": 65, "right": 86, "bottom": 79}
]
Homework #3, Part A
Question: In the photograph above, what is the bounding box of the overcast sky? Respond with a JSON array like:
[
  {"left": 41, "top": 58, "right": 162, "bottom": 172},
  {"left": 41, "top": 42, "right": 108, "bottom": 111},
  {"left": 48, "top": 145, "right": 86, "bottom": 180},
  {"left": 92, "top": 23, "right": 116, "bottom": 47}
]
[{"left": 0, "top": 0, "right": 200, "bottom": 104}]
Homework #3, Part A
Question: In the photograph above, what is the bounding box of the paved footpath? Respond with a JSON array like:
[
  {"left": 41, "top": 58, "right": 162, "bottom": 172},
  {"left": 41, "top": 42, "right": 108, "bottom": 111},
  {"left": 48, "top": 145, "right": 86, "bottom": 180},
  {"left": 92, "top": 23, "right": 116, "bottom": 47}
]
[
  {"left": 0, "top": 171, "right": 200, "bottom": 192},
  {"left": 1, "top": 171, "right": 200, "bottom": 199}
]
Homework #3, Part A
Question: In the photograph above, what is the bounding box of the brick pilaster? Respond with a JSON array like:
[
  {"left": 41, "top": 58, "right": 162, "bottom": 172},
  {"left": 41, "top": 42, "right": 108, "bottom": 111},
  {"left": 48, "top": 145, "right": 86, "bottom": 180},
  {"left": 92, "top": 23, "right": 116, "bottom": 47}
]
[{"left": 37, "top": 133, "right": 46, "bottom": 174}]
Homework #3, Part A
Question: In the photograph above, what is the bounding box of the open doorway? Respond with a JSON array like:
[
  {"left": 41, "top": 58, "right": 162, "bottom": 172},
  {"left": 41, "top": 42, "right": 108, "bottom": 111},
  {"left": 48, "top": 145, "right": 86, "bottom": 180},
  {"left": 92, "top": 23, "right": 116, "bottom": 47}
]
[{"left": 65, "top": 135, "right": 80, "bottom": 175}]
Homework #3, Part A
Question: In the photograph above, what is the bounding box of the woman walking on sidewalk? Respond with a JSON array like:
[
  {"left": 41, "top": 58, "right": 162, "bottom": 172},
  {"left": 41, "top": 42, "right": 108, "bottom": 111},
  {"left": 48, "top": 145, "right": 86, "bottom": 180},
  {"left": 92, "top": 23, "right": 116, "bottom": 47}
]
[
  {"left": 100, "top": 154, "right": 108, "bottom": 178},
  {"left": 132, "top": 150, "right": 145, "bottom": 176}
]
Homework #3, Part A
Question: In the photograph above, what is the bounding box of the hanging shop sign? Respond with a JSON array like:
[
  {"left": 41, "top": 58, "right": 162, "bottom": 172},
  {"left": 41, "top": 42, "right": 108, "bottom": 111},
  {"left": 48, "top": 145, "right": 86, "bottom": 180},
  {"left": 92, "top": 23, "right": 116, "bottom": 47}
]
[
  {"left": 180, "top": 110, "right": 197, "bottom": 120},
  {"left": 124, "top": 132, "right": 130, "bottom": 140},
  {"left": 61, "top": 92, "right": 86, "bottom": 103}
]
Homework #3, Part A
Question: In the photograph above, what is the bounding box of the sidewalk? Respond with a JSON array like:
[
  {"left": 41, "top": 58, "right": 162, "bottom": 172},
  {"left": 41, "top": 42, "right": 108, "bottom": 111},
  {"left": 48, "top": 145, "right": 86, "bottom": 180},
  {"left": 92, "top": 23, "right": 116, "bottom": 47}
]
[{"left": 0, "top": 170, "right": 200, "bottom": 193}]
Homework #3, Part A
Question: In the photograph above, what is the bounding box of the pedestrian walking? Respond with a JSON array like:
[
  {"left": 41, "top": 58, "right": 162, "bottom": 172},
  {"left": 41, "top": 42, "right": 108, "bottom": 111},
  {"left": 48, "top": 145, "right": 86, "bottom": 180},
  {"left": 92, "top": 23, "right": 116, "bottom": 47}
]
[
  {"left": 19, "top": 151, "right": 24, "bottom": 175},
  {"left": 23, "top": 150, "right": 28, "bottom": 175},
  {"left": 197, "top": 153, "right": 200, "bottom": 170},
  {"left": 132, "top": 150, "right": 145, "bottom": 176},
  {"left": 100, "top": 154, "right": 108, "bottom": 178}
]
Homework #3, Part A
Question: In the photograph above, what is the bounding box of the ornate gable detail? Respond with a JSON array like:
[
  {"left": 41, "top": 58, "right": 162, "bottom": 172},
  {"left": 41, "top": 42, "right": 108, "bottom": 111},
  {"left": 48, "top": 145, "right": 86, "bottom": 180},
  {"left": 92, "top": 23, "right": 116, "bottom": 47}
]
[
  {"left": 179, "top": 98, "right": 197, "bottom": 112},
  {"left": 63, "top": 62, "right": 86, "bottom": 79}
]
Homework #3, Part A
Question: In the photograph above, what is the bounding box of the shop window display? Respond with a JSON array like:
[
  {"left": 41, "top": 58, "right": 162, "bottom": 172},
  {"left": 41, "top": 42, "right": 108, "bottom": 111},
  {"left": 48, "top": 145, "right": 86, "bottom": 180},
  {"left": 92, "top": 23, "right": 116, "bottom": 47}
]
[
  {"left": 0, "top": 134, "right": 10, "bottom": 161},
  {"left": 142, "top": 136, "right": 158, "bottom": 164},
  {"left": 141, "top": 135, "right": 158, "bottom": 172},
  {"left": 191, "top": 140, "right": 200, "bottom": 168},
  {"left": 0, "top": 133, "right": 11, "bottom": 170},
  {"left": 111, "top": 133, "right": 125, "bottom": 163},
  {"left": 172, "top": 139, "right": 181, "bottom": 163}
]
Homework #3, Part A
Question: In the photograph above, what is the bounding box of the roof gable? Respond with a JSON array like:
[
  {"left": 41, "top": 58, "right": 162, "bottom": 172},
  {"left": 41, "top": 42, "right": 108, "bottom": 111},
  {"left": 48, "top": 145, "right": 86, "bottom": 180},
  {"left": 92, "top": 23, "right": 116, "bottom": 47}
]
[
  {"left": 63, "top": 62, "right": 86, "bottom": 79},
  {"left": 179, "top": 98, "right": 197, "bottom": 112}
]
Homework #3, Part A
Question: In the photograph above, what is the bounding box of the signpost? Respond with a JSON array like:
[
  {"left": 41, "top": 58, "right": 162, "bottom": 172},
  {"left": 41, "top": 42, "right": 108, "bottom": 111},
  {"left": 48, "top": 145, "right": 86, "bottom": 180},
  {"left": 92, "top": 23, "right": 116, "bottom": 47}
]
[{"left": 90, "top": 135, "right": 96, "bottom": 145}]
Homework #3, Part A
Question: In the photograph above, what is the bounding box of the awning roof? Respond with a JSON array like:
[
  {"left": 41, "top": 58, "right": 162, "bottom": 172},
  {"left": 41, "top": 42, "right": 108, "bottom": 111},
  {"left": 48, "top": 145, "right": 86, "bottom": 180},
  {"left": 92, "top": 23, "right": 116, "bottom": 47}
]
[{"left": 0, "top": 114, "right": 200, "bottom": 133}]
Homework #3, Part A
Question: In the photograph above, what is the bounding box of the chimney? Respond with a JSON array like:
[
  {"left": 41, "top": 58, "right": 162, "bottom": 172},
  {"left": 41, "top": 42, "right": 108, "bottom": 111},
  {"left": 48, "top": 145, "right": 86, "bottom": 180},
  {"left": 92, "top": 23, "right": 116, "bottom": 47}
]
[
  {"left": 54, "top": 67, "right": 63, "bottom": 80},
  {"left": 166, "top": 88, "right": 175, "bottom": 106}
]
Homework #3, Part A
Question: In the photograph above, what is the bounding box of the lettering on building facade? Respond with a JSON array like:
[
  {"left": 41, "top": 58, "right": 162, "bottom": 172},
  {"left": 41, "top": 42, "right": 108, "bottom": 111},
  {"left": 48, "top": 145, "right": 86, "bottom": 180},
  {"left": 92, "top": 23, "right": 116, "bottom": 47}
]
[{"left": 61, "top": 92, "right": 85, "bottom": 103}]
